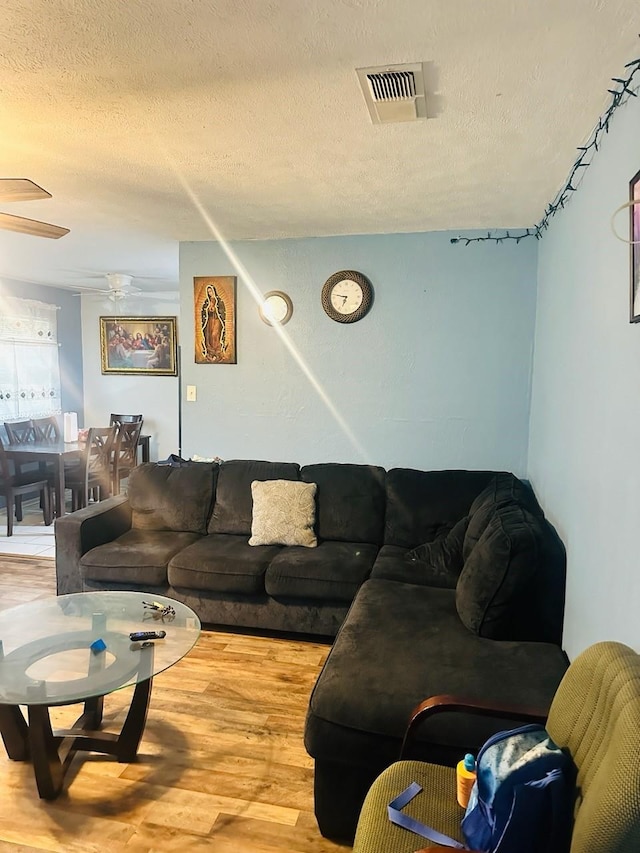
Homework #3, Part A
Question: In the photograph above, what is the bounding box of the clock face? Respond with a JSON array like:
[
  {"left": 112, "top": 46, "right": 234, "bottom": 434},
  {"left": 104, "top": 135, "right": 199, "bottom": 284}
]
[
  {"left": 330, "top": 279, "right": 364, "bottom": 314},
  {"left": 321, "top": 270, "right": 373, "bottom": 323}
]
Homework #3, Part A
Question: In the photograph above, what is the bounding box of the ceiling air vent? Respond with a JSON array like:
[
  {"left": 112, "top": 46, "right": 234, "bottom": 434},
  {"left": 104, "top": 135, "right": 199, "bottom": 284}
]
[{"left": 356, "top": 63, "right": 427, "bottom": 124}]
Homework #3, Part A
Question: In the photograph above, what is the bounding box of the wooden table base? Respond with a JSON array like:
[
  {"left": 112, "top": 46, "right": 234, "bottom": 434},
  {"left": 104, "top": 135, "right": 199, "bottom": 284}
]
[{"left": 0, "top": 675, "right": 153, "bottom": 800}]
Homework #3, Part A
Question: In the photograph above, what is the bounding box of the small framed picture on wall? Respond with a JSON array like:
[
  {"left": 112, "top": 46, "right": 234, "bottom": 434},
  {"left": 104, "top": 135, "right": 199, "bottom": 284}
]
[{"left": 630, "top": 168, "right": 640, "bottom": 323}]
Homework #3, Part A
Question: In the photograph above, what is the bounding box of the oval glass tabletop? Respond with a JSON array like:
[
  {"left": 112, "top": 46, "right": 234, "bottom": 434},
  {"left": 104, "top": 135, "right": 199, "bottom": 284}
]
[{"left": 0, "top": 591, "right": 200, "bottom": 705}]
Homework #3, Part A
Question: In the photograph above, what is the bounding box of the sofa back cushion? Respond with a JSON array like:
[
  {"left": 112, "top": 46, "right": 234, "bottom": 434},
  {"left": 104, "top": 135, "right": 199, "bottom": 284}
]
[
  {"left": 384, "top": 469, "right": 498, "bottom": 548},
  {"left": 209, "top": 459, "right": 300, "bottom": 535},
  {"left": 463, "top": 473, "right": 544, "bottom": 561},
  {"left": 456, "top": 503, "right": 543, "bottom": 639},
  {"left": 301, "top": 463, "right": 386, "bottom": 544},
  {"left": 468, "top": 472, "right": 543, "bottom": 517},
  {"left": 129, "top": 462, "right": 218, "bottom": 534}
]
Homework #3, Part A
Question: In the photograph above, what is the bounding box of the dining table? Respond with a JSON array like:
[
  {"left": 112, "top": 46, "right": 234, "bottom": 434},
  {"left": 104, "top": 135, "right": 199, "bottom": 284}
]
[{"left": 4, "top": 435, "right": 150, "bottom": 518}]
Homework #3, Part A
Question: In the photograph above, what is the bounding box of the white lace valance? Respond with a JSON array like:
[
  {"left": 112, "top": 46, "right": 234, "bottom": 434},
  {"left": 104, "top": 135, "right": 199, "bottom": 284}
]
[{"left": 0, "top": 296, "right": 59, "bottom": 344}]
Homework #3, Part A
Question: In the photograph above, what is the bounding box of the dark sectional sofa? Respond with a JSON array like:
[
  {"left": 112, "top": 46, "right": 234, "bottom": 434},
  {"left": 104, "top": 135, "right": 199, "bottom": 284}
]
[{"left": 55, "top": 459, "right": 569, "bottom": 843}]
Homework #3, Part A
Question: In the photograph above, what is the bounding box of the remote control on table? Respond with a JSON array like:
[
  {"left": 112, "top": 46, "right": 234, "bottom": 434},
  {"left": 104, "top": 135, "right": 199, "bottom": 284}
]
[{"left": 129, "top": 630, "right": 166, "bottom": 642}]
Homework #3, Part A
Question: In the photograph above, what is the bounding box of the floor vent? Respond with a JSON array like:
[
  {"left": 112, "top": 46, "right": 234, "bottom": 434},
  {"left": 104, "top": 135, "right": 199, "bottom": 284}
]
[{"left": 356, "top": 63, "right": 427, "bottom": 124}]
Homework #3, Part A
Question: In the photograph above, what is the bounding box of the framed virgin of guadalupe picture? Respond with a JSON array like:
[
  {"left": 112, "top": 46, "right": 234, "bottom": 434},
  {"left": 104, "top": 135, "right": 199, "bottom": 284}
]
[{"left": 193, "top": 276, "right": 237, "bottom": 364}]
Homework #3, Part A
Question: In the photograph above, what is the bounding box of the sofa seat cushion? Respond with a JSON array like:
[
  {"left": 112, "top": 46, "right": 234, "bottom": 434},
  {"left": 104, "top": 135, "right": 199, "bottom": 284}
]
[
  {"left": 301, "top": 463, "right": 386, "bottom": 544},
  {"left": 128, "top": 462, "right": 217, "bottom": 534},
  {"left": 371, "top": 544, "right": 459, "bottom": 587},
  {"left": 168, "top": 533, "right": 281, "bottom": 594},
  {"left": 80, "top": 529, "right": 202, "bottom": 586},
  {"left": 209, "top": 460, "right": 301, "bottom": 535},
  {"left": 404, "top": 514, "right": 470, "bottom": 588},
  {"left": 369, "top": 545, "right": 413, "bottom": 584},
  {"left": 265, "top": 541, "right": 378, "bottom": 603},
  {"left": 305, "top": 579, "right": 568, "bottom": 766}
]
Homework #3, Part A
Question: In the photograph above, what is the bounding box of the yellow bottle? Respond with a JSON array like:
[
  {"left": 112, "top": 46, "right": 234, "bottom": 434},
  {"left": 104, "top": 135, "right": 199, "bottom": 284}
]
[{"left": 456, "top": 753, "right": 476, "bottom": 808}]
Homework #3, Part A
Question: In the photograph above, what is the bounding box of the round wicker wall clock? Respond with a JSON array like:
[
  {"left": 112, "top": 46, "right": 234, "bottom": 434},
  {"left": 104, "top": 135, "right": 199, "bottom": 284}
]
[{"left": 321, "top": 270, "right": 374, "bottom": 323}]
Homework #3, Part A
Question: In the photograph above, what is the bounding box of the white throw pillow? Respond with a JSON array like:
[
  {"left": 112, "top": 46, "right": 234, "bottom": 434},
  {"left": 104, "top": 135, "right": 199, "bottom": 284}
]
[{"left": 249, "top": 479, "right": 317, "bottom": 547}]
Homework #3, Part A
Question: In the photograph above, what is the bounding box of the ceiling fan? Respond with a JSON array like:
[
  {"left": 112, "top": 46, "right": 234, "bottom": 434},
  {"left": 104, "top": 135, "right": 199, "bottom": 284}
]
[
  {"left": 73, "top": 272, "right": 178, "bottom": 304},
  {"left": 81, "top": 273, "right": 142, "bottom": 302},
  {"left": 0, "top": 178, "right": 70, "bottom": 239}
]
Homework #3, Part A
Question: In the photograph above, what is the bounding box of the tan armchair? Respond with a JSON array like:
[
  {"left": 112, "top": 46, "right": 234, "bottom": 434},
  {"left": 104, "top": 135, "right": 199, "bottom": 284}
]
[{"left": 353, "top": 641, "right": 640, "bottom": 853}]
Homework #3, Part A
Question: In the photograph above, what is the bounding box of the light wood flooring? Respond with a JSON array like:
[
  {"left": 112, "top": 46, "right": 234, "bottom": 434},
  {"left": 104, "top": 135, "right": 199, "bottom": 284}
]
[{"left": 0, "top": 557, "right": 348, "bottom": 852}]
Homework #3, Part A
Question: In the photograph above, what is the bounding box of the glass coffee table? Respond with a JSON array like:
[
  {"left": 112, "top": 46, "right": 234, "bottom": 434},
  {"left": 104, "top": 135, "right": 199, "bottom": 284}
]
[{"left": 0, "top": 591, "right": 200, "bottom": 799}]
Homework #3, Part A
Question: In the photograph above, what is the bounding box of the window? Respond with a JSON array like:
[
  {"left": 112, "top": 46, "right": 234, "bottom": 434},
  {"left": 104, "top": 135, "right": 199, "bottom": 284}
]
[{"left": 0, "top": 296, "right": 61, "bottom": 421}]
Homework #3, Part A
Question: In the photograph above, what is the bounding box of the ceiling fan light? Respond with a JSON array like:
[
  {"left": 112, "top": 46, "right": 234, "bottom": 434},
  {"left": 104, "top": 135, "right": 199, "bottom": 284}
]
[{"left": 106, "top": 273, "right": 133, "bottom": 290}]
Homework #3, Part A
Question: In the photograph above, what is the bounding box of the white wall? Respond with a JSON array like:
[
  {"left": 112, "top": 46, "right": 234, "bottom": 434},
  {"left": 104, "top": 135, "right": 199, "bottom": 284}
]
[
  {"left": 528, "top": 94, "right": 640, "bottom": 658},
  {"left": 80, "top": 295, "right": 181, "bottom": 461},
  {"left": 179, "top": 231, "right": 538, "bottom": 473}
]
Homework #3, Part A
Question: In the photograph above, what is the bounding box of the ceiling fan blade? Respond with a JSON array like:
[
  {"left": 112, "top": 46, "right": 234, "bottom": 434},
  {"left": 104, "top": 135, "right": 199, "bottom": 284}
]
[
  {"left": 0, "top": 179, "right": 52, "bottom": 202},
  {"left": 0, "top": 212, "right": 70, "bottom": 239},
  {"left": 72, "top": 287, "right": 111, "bottom": 295}
]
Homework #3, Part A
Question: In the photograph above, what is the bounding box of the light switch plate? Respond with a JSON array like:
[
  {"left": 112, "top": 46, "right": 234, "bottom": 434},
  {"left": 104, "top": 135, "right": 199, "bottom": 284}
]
[{"left": 186, "top": 385, "right": 197, "bottom": 402}]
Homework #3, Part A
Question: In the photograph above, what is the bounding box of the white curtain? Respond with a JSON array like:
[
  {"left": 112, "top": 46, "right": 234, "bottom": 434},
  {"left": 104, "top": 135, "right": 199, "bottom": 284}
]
[{"left": 0, "top": 296, "right": 62, "bottom": 421}]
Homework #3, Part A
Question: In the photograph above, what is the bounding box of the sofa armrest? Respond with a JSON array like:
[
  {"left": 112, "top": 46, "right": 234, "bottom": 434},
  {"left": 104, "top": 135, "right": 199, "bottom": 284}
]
[
  {"left": 54, "top": 496, "right": 132, "bottom": 595},
  {"left": 400, "top": 693, "right": 549, "bottom": 758}
]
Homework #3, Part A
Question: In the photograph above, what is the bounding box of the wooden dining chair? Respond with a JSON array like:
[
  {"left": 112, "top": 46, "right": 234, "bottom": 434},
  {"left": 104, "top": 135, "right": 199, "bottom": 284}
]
[
  {"left": 4, "top": 420, "right": 37, "bottom": 444},
  {"left": 31, "top": 415, "right": 81, "bottom": 515},
  {"left": 32, "top": 416, "right": 61, "bottom": 441},
  {"left": 65, "top": 426, "right": 117, "bottom": 511},
  {"left": 111, "top": 420, "right": 143, "bottom": 494},
  {"left": 109, "top": 413, "right": 143, "bottom": 425},
  {"left": 3, "top": 419, "right": 39, "bottom": 520},
  {"left": 109, "top": 416, "right": 144, "bottom": 478},
  {"left": 0, "top": 438, "right": 52, "bottom": 535}
]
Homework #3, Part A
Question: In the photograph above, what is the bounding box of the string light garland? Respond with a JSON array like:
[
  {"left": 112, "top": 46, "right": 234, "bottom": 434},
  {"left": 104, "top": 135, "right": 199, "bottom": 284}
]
[{"left": 451, "top": 49, "right": 640, "bottom": 246}]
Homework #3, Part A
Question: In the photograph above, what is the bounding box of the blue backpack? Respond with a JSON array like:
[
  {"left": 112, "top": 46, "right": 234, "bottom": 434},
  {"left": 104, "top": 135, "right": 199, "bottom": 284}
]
[{"left": 388, "top": 724, "right": 574, "bottom": 853}]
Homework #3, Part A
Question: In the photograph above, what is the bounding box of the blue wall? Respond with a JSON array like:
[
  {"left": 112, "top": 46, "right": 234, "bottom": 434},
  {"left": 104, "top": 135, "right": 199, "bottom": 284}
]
[
  {"left": 528, "top": 93, "right": 640, "bottom": 658},
  {"left": 0, "top": 278, "right": 84, "bottom": 423},
  {"left": 180, "top": 231, "right": 537, "bottom": 473}
]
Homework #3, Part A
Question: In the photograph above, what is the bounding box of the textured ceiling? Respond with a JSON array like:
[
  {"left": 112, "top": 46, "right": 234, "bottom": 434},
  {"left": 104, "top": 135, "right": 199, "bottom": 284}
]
[{"left": 0, "top": 0, "right": 638, "bottom": 290}]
